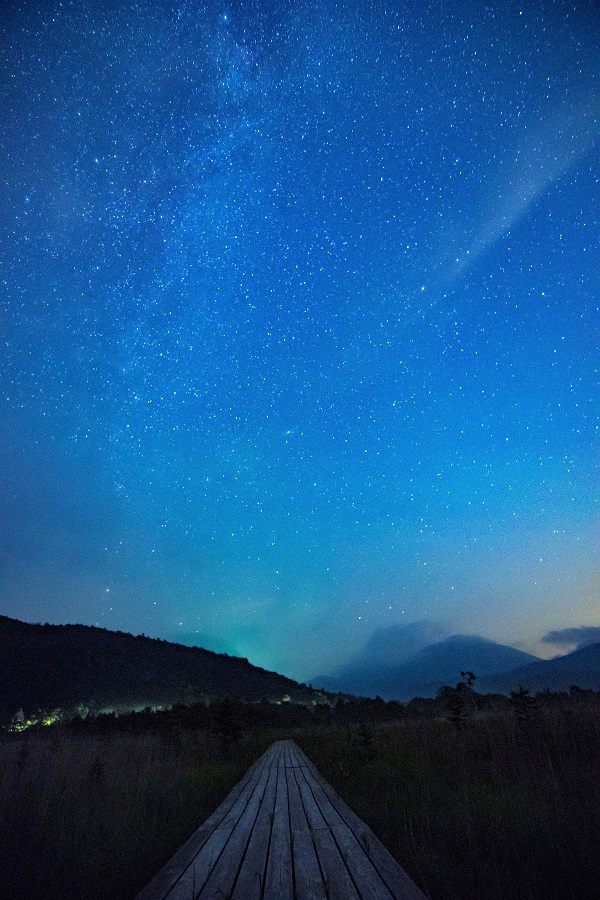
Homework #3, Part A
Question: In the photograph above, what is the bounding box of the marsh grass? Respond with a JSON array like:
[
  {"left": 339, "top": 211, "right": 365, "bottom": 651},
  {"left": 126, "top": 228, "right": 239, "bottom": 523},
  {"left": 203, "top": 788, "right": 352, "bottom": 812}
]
[
  {"left": 0, "top": 699, "right": 598, "bottom": 900},
  {"left": 0, "top": 725, "right": 275, "bottom": 900},
  {"left": 297, "top": 705, "right": 600, "bottom": 900}
]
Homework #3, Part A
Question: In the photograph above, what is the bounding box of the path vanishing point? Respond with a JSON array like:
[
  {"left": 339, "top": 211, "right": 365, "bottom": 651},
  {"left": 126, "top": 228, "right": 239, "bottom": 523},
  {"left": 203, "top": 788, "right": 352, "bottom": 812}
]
[{"left": 135, "top": 739, "right": 427, "bottom": 900}]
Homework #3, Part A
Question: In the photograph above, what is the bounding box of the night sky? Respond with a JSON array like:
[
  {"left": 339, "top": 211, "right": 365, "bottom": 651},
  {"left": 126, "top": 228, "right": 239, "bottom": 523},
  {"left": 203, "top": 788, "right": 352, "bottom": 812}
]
[{"left": 1, "top": 0, "right": 597, "bottom": 682}]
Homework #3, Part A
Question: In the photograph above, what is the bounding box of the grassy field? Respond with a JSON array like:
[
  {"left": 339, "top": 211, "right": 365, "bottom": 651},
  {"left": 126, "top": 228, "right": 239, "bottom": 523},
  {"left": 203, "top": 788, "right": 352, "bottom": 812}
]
[
  {"left": 0, "top": 723, "right": 276, "bottom": 900},
  {"left": 0, "top": 696, "right": 598, "bottom": 900},
  {"left": 297, "top": 705, "right": 600, "bottom": 900}
]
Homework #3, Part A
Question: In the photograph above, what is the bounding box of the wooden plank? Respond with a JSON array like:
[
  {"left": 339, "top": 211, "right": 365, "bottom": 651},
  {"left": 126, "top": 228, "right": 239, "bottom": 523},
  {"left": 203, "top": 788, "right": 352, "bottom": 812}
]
[
  {"left": 289, "top": 762, "right": 361, "bottom": 900},
  {"left": 134, "top": 748, "right": 272, "bottom": 900},
  {"left": 286, "top": 741, "right": 361, "bottom": 900},
  {"left": 293, "top": 761, "right": 394, "bottom": 900},
  {"left": 319, "top": 781, "right": 427, "bottom": 900},
  {"left": 197, "top": 756, "right": 272, "bottom": 898},
  {"left": 136, "top": 739, "right": 427, "bottom": 900},
  {"left": 164, "top": 760, "right": 270, "bottom": 899},
  {"left": 286, "top": 750, "right": 327, "bottom": 900},
  {"left": 262, "top": 750, "right": 294, "bottom": 899},
  {"left": 230, "top": 763, "right": 278, "bottom": 900},
  {"left": 294, "top": 744, "right": 427, "bottom": 900}
]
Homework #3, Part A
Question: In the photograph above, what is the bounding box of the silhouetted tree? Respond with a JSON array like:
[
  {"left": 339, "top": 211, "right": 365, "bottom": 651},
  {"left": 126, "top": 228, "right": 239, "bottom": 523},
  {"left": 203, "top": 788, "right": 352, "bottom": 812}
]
[{"left": 509, "top": 685, "right": 538, "bottom": 727}]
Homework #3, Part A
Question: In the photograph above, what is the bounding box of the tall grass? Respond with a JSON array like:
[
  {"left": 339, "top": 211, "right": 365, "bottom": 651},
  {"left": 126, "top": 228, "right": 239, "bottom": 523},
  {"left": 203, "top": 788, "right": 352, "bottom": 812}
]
[
  {"left": 297, "top": 704, "right": 600, "bottom": 900},
  {"left": 0, "top": 725, "right": 274, "bottom": 900},
  {"left": 0, "top": 699, "right": 598, "bottom": 899}
]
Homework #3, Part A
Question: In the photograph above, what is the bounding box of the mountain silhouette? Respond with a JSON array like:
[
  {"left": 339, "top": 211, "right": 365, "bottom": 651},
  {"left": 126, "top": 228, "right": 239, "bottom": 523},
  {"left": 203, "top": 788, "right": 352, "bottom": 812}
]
[
  {"left": 316, "top": 634, "right": 539, "bottom": 700},
  {"left": 357, "top": 620, "right": 449, "bottom": 667},
  {"left": 478, "top": 641, "right": 600, "bottom": 694},
  {"left": 0, "top": 615, "right": 319, "bottom": 722}
]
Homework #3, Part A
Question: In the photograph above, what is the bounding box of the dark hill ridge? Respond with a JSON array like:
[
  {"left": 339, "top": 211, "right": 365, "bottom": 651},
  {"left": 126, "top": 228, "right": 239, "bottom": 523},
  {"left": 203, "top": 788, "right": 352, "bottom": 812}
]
[
  {"left": 313, "top": 635, "right": 600, "bottom": 700},
  {"left": 478, "top": 641, "right": 600, "bottom": 695},
  {"left": 316, "top": 633, "right": 600, "bottom": 700},
  {"left": 316, "top": 635, "right": 538, "bottom": 700},
  {"left": 0, "top": 615, "right": 318, "bottom": 721}
]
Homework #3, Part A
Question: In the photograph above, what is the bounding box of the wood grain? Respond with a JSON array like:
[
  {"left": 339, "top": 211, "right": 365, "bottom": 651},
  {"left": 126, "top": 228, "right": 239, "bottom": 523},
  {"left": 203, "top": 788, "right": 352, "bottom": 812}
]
[{"left": 135, "top": 740, "right": 428, "bottom": 900}]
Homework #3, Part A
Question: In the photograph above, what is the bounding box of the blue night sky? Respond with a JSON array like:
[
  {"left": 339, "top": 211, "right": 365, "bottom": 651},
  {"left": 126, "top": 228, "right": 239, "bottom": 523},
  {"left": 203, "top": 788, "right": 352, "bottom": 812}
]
[{"left": 1, "top": 0, "right": 597, "bottom": 682}]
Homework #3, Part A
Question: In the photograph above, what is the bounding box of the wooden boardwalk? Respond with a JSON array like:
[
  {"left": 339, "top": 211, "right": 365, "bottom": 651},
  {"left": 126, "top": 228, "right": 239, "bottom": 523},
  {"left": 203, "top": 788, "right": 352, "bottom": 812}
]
[{"left": 135, "top": 740, "right": 427, "bottom": 900}]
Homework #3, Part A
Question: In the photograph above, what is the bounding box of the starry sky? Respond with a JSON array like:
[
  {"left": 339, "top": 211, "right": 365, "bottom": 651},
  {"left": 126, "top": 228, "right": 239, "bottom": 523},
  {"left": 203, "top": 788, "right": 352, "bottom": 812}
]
[{"left": 1, "top": 0, "right": 597, "bottom": 682}]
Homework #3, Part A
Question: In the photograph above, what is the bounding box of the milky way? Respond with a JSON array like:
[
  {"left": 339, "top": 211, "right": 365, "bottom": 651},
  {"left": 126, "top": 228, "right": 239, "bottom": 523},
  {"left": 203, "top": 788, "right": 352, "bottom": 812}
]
[{"left": 1, "top": 0, "right": 597, "bottom": 680}]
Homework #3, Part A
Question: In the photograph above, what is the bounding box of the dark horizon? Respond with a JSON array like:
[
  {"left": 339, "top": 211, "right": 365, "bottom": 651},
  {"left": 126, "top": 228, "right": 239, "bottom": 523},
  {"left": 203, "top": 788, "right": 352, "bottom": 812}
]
[{"left": 4, "top": 611, "right": 600, "bottom": 689}]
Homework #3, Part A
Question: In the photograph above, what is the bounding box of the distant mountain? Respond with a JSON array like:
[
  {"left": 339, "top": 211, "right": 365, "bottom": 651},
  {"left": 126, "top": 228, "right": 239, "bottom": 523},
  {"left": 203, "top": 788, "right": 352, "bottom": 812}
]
[
  {"left": 356, "top": 621, "right": 449, "bottom": 667},
  {"left": 316, "top": 635, "right": 539, "bottom": 700},
  {"left": 0, "top": 615, "right": 319, "bottom": 722},
  {"left": 478, "top": 642, "right": 600, "bottom": 694}
]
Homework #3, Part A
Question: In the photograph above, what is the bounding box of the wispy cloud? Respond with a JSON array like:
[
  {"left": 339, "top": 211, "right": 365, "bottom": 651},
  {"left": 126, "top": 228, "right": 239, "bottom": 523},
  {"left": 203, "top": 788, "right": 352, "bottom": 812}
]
[
  {"left": 352, "top": 620, "right": 448, "bottom": 668},
  {"left": 542, "top": 626, "right": 600, "bottom": 650},
  {"left": 446, "top": 90, "right": 598, "bottom": 281}
]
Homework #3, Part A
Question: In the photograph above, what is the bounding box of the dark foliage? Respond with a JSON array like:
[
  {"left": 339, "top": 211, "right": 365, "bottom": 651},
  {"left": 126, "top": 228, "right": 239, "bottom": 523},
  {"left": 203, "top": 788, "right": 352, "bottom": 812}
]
[
  {"left": 1, "top": 688, "right": 599, "bottom": 900},
  {"left": 0, "top": 614, "right": 323, "bottom": 722}
]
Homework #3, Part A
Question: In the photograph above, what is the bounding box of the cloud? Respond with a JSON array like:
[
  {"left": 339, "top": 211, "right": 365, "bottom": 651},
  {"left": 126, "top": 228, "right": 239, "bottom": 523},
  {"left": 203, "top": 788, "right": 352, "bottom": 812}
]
[
  {"left": 445, "top": 89, "right": 598, "bottom": 283},
  {"left": 357, "top": 620, "right": 448, "bottom": 668},
  {"left": 542, "top": 626, "right": 600, "bottom": 650}
]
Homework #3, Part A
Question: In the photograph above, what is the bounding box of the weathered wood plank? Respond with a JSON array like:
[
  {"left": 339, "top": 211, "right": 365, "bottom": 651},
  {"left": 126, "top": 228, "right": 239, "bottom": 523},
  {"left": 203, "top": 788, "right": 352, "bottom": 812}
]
[
  {"left": 230, "top": 762, "right": 277, "bottom": 900},
  {"left": 293, "top": 743, "right": 427, "bottom": 900},
  {"left": 135, "top": 739, "right": 427, "bottom": 900},
  {"left": 165, "top": 754, "right": 271, "bottom": 900},
  {"left": 289, "top": 761, "right": 361, "bottom": 900},
  {"left": 134, "top": 746, "right": 272, "bottom": 900},
  {"left": 196, "top": 756, "right": 272, "bottom": 898},
  {"left": 286, "top": 753, "right": 327, "bottom": 900},
  {"left": 294, "top": 763, "right": 396, "bottom": 900},
  {"left": 262, "top": 751, "right": 294, "bottom": 899}
]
